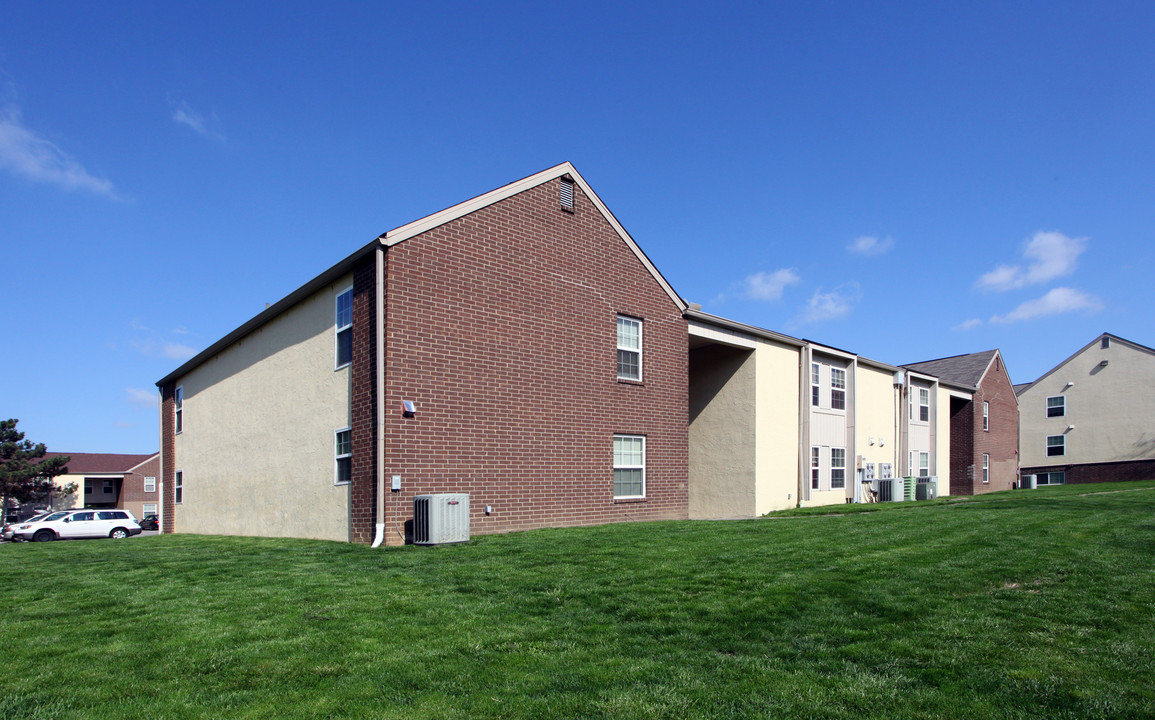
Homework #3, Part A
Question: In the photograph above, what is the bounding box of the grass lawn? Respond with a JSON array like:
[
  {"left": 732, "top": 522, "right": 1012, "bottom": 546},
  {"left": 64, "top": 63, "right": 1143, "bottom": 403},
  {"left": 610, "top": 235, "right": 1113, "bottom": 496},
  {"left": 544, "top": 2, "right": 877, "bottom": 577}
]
[{"left": 2, "top": 482, "right": 1153, "bottom": 719}]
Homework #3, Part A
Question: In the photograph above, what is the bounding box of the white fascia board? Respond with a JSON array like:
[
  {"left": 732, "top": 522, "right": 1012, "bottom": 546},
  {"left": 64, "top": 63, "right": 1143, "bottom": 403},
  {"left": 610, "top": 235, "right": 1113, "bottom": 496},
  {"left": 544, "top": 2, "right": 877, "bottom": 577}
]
[
  {"left": 688, "top": 320, "right": 758, "bottom": 350},
  {"left": 809, "top": 343, "right": 857, "bottom": 363},
  {"left": 380, "top": 162, "right": 686, "bottom": 311}
]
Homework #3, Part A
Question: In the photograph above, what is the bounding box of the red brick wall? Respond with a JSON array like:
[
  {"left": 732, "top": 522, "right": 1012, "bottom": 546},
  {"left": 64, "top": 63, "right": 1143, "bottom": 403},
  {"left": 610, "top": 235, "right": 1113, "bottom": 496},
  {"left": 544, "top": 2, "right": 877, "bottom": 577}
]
[
  {"left": 971, "top": 355, "right": 1019, "bottom": 494},
  {"left": 949, "top": 396, "right": 974, "bottom": 495},
  {"left": 1022, "top": 459, "right": 1155, "bottom": 485},
  {"left": 159, "top": 384, "right": 176, "bottom": 533},
  {"left": 372, "top": 177, "right": 688, "bottom": 544},
  {"left": 350, "top": 254, "right": 380, "bottom": 544},
  {"left": 118, "top": 455, "right": 161, "bottom": 517}
]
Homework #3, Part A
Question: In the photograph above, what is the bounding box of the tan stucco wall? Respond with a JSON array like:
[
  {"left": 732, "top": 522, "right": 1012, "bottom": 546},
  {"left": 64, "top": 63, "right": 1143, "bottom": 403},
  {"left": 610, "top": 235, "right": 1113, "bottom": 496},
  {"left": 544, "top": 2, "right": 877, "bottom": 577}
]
[
  {"left": 689, "top": 345, "right": 757, "bottom": 519},
  {"left": 1020, "top": 339, "right": 1155, "bottom": 467},
  {"left": 855, "top": 365, "right": 901, "bottom": 490},
  {"left": 936, "top": 387, "right": 953, "bottom": 493},
  {"left": 173, "top": 276, "right": 354, "bottom": 541},
  {"left": 754, "top": 337, "right": 801, "bottom": 514},
  {"left": 50, "top": 473, "right": 85, "bottom": 510}
]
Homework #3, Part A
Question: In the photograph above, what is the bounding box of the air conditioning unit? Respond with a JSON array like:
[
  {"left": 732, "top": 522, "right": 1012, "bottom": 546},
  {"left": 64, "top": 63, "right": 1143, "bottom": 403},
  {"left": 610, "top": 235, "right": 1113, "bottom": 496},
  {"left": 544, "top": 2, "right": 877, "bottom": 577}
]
[
  {"left": 878, "top": 478, "right": 905, "bottom": 502},
  {"left": 916, "top": 477, "right": 938, "bottom": 500},
  {"left": 413, "top": 494, "right": 470, "bottom": 545},
  {"left": 903, "top": 477, "right": 918, "bottom": 502},
  {"left": 1021, "top": 474, "right": 1037, "bottom": 490}
]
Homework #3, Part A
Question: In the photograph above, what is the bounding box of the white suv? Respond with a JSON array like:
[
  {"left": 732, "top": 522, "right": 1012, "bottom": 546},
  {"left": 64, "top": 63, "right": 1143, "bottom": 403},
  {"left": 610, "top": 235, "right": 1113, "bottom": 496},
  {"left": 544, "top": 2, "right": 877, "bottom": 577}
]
[{"left": 14, "top": 509, "right": 142, "bottom": 542}]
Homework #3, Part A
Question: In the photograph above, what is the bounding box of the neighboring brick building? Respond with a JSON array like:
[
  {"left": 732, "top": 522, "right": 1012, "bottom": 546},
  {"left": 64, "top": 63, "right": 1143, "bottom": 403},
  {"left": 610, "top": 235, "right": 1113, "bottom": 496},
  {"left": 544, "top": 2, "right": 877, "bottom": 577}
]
[
  {"left": 156, "top": 163, "right": 689, "bottom": 544},
  {"left": 39, "top": 452, "right": 160, "bottom": 519},
  {"left": 1017, "top": 333, "right": 1155, "bottom": 486},
  {"left": 904, "top": 350, "right": 1019, "bottom": 495}
]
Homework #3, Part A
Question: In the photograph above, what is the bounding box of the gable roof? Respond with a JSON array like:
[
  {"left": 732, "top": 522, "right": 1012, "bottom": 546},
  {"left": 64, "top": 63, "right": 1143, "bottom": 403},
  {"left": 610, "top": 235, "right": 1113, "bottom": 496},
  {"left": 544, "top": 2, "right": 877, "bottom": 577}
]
[
  {"left": 158, "top": 163, "right": 685, "bottom": 387},
  {"left": 40, "top": 452, "right": 158, "bottom": 475},
  {"left": 1014, "top": 332, "right": 1155, "bottom": 396},
  {"left": 903, "top": 350, "right": 1000, "bottom": 391}
]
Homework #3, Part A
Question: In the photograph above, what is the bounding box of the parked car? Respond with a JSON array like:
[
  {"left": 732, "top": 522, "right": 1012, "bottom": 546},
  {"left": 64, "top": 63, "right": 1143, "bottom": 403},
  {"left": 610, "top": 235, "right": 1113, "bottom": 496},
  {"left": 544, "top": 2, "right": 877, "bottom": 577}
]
[
  {"left": 3, "top": 511, "right": 71, "bottom": 541},
  {"left": 139, "top": 514, "right": 159, "bottom": 531},
  {"left": 12, "top": 509, "right": 142, "bottom": 542}
]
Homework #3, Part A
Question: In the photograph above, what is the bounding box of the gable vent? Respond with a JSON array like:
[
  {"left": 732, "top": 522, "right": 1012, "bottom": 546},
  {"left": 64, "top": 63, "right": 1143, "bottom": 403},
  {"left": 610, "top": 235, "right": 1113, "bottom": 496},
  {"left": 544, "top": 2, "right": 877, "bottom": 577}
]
[{"left": 560, "top": 177, "right": 574, "bottom": 212}]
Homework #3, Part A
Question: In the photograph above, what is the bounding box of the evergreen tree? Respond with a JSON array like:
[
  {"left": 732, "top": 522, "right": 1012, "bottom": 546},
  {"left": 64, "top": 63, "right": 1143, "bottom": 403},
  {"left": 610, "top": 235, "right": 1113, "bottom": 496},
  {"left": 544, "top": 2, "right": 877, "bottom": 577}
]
[{"left": 0, "top": 419, "right": 74, "bottom": 522}]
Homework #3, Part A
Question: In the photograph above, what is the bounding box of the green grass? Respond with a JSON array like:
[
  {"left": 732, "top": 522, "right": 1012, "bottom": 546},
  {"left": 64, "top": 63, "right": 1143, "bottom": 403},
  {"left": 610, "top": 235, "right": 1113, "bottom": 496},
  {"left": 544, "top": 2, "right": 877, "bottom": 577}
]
[{"left": 2, "top": 482, "right": 1154, "bottom": 719}]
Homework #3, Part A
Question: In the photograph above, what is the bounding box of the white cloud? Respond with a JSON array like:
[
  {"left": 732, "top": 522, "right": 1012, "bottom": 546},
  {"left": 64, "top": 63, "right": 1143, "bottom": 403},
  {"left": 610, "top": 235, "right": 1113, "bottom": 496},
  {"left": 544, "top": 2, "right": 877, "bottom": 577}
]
[
  {"left": 162, "top": 342, "right": 197, "bottom": 360},
  {"left": 848, "top": 235, "right": 894, "bottom": 256},
  {"left": 801, "top": 282, "right": 861, "bottom": 323},
  {"left": 171, "top": 100, "right": 223, "bottom": 139},
  {"left": 990, "top": 287, "right": 1103, "bottom": 324},
  {"left": 953, "top": 318, "right": 982, "bottom": 331},
  {"left": 743, "top": 269, "right": 801, "bottom": 301},
  {"left": 125, "top": 388, "right": 156, "bottom": 409},
  {"left": 977, "top": 231, "right": 1087, "bottom": 291},
  {"left": 0, "top": 108, "right": 117, "bottom": 197}
]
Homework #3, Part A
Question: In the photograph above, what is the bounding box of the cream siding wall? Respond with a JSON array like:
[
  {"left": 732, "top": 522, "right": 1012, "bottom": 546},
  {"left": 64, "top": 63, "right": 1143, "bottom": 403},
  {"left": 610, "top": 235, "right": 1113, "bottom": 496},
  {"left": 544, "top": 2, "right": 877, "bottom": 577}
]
[
  {"left": 907, "top": 379, "right": 934, "bottom": 477},
  {"left": 173, "top": 277, "right": 353, "bottom": 541},
  {"left": 855, "top": 365, "right": 900, "bottom": 492},
  {"left": 1020, "top": 339, "right": 1155, "bottom": 467},
  {"left": 936, "top": 387, "right": 953, "bottom": 492},
  {"left": 754, "top": 337, "right": 801, "bottom": 514}
]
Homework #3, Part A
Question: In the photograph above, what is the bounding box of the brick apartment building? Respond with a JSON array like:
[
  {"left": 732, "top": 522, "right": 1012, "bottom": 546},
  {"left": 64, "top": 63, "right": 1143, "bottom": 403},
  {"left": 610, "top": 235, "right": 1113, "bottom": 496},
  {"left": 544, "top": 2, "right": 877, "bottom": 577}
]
[
  {"left": 157, "top": 163, "right": 689, "bottom": 544},
  {"left": 904, "top": 350, "right": 1019, "bottom": 495}
]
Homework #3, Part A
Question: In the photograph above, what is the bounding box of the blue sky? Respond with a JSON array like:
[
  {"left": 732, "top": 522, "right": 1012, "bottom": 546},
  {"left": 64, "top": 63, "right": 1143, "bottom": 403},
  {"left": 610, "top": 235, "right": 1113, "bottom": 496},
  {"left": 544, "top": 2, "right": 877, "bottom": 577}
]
[{"left": 3, "top": 2, "right": 1153, "bottom": 453}]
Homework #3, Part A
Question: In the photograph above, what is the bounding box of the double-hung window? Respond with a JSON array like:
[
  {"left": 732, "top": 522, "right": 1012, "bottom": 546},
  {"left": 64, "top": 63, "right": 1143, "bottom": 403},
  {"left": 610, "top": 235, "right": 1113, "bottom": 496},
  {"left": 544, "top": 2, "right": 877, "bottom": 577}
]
[
  {"left": 830, "top": 448, "right": 846, "bottom": 489},
  {"left": 983, "top": 401, "right": 989, "bottom": 431},
  {"left": 811, "top": 363, "right": 820, "bottom": 407},
  {"left": 1047, "top": 435, "right": 1066, "bottom": 457},
  {"left": 144, "top": 476, "right": 156, "bottom": 493},
  {"left": 334, "top": 428, "right": 352, "bottom": 485},
  {"left": 174, "top": 470, "right": 184, "bottom": 504},
  {"left": 811, "top": 447, "right": 820, "bottom": 490},
  {"left": 982, "top": 454, "right": 990, "bottom": 484},
  {"left": 1047, "top": 396, "right": 1065, "bottom": 418},
  {"left": 919, "top": 451, "right": 930, "bottom": 478},
  {"left": 174, "top": 386, "right": 183, "bottom": 434},
  {"left": 616, "top": 316, "right": 642, "bottom": 381},
  {"left": 830, "top": 368, "right": 846, "bottom": 410},
  {"left": 918, "top": 388, "right": 930, "bottom": 422},
  {"left": 613, "top": 435, "right": 645, "bottom": 499},
  {"left": 335, "top": 287, "right": 353, "bottom": 369}
]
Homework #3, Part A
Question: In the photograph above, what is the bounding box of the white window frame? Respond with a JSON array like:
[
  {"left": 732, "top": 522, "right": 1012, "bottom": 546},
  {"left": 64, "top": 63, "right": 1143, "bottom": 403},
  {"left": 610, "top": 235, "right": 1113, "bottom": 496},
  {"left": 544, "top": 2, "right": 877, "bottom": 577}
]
[
  {"left": 830, "top": 448, "right": 846, "bottom": 489},
  {"left": 616, "top": 316, "right": 642, "bottom": 382},
  {"left": 335, "top": 286, "right": 354, "bottom": 370},
  {"left": 983, "top": 401, "right": 989, "bottom": 431},
  {"left": 144, "top": 476, "right": 156, "bottom": 493},
  {"left": 830, "top": 368, "right": 846, "bottom": 410},
  {"left": 334, "top": 427, "right": 352, "bottom": 485},
  {"left": 174, "top": 470, "right": 184, "bottom": 504},
  {"left": 918, "top": 387, "right": 930, "bottom": 422},
  {"left": 811, "top": 446, "right": 820, "bottom": 490},
  {"left": 919, "top": 451, "right": 930, "bottom": 478},
  {"left": 1037, "top": 471, "right": 1066, "bottom": 486},
  {"left": 1047, "top": 435, "right": 1066, "bottom": 457},
  {"left": 142, "top": 503, "right": 158, "bottom": 516},
  {"left": 811, "top": 363, "right": 820, "bottom": 407},
  {"left": 613, "top": 434, "right": 646, "bottom": 499},
  {"left": 1046, "top": 396, "right": 1065, "bottom": 418},
  {"left": 982, "top": 454, "right": 990, "bottom": 484},
  {"left": 174, "top": 386, "right": 183, "bottom": 434}
]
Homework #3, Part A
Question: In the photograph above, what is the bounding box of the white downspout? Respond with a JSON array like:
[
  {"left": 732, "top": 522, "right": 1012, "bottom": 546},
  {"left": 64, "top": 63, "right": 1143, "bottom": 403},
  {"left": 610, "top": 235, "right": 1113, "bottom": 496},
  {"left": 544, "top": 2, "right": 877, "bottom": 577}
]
[{"left": 371, "top": 244, "right": 387, "bottom": 548}]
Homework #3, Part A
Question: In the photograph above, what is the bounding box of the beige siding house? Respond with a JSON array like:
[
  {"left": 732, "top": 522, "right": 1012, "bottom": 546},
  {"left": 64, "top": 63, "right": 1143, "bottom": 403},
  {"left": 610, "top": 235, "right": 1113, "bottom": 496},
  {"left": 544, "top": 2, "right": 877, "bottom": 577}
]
[{"left": 1018, "top": 333, "right": 1155, "bottom": 485}]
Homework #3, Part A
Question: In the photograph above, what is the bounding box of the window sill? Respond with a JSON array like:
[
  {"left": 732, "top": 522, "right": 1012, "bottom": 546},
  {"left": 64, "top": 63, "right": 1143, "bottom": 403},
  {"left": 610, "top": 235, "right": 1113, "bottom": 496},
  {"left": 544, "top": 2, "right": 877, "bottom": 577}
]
[
  {"left": 616, "top": 378, "right": 644, "bottom": 386},
  {"left": 613, "top": 497, "right": 647, "bottom": 504}
]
